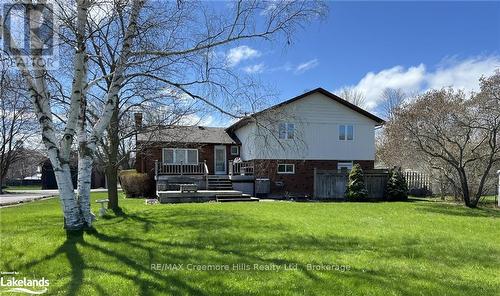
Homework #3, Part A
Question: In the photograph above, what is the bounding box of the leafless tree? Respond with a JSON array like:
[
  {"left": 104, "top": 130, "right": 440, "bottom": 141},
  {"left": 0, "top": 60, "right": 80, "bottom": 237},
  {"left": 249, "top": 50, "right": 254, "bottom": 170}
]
[
  {"left": 379, "top": 88, "right": 407, "bottom": 120},
  {"left": 338, "top": 87, "right": 366, "bottom": 108},
  {"left": 0, "top": 62, "right": 37, "bottom": 194},
  {"left": 4, "top": 0, "right": 326, "bottom": 230},
  {"left": 386, "top": 72, "right": 500, "bottom": 208}
]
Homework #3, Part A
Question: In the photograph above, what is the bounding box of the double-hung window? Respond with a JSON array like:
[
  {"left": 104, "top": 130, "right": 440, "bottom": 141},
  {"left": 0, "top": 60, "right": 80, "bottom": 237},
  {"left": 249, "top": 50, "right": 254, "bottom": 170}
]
[
  {"left": 339, "top": 125, "right": 354, "bottom": 141},
  {"left": 231, "top": 146, "right": 239, "bottom": 155},
  {"left": 277, "top": 164, "right": 295, "bottom": 174},
  {"left": 278, "top": 122, "right": 295, "bottom": 140},
  {"left": 163, "top": 148, "right": 198, "bottom": 164}
]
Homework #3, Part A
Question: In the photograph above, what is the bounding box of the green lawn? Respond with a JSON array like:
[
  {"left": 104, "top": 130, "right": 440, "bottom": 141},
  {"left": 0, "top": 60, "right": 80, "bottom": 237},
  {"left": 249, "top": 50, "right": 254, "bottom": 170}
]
[
  {"left": 0, "top": 194, "right": 499, "bottom": 296},
  {"left": 4, "top": 184, "right": 43, "bottom": 191}
]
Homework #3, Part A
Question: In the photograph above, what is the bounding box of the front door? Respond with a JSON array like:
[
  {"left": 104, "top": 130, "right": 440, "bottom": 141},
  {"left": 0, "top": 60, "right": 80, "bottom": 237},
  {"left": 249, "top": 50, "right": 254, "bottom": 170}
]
[{"left": 214, "top": 145, "right": 227, "bottom": 174}]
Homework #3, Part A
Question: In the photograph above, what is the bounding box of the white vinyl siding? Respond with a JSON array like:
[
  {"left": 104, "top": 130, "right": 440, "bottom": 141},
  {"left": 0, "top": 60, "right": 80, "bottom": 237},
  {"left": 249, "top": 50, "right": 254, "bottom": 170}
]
[
  {"left": 234, "top": 92, "right": 377, "bottom": 160},
  {"left": 163, "top": 148, "right": 198, "bottom": 164},
  {"left": 277, "top": 164, "right": 295, "bottom": 174}
]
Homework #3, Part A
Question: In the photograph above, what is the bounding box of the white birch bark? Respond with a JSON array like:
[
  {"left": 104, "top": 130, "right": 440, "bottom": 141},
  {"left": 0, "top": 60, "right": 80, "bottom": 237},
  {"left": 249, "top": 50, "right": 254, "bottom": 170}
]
[
  {"left": 73, "top": 0, "right": 144, "bottom": 225},
  {"left": 90, "top": 0, "right": 144, "bottom": 143},
  {"left": 4, "top": 0, "right": 145, "bottom": 230},
  {"left": 73, "top": 0, "right": 96, "bottom": 227},
  {"left": 4, "top": 1, "right": 92, "bottom": 229}
]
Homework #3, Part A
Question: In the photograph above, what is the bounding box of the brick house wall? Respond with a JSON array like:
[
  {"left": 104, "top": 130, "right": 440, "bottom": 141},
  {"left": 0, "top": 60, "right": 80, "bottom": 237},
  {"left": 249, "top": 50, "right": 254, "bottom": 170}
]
[
  {"left": 253, "top": 159, "right": 374, "bottom": 197},
  {"left": 136, "top": 142, "right": 240, "bottom": 176}
]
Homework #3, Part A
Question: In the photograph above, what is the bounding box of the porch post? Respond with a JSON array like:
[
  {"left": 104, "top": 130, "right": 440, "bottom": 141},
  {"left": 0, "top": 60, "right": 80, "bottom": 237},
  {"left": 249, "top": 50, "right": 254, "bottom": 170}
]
[
  {"left": 154, "top": 160, "right": 158, "bottom": 180},
  {"left": 229, "top": 160, "right": 233, "bottom": 176},
  {"left": 180, "top": 160, "right": 183, "bottom": 176},
  {"left": 204, "top": 160, "right": 208, "bottom": 190}
]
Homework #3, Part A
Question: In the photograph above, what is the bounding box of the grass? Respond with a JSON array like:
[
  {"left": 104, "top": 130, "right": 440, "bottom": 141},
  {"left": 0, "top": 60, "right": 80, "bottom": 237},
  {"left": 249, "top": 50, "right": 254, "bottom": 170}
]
[
  {"left": 4, "top": 184, "right": 43, "bottom": 191},
  {"left": 414, "top": 195, "right": 498, "bottom": 208},
  {"left": 0, "top": 193, "right": 499, "bottom": 296}
]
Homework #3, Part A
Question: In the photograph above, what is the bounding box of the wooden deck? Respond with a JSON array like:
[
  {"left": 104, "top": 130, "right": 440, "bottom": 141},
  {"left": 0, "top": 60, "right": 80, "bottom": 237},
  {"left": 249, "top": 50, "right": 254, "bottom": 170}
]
[{"left": 157, "top": 190, "right": 258, "bottom": 203}]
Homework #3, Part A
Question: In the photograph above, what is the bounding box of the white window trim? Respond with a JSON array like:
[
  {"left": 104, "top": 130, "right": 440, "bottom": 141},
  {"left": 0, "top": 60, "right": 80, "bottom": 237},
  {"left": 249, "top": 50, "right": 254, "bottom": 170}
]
[
  {"left": 162, "top": 148, "right": 199, "bottom": 164},
  {"left": 279, "top": 122, "right": 295, "bottom": 140},
  {"left": 230, "top": 145, "right": 239, "bottom": 155},
  {"left": 277, "top": 164, "right": 295, "bottom": 174},
  {"left": 339, "top": 124, "right": 354, "bottom": 141},
  {"left": 337, "top": 161, "right": 353, "bottom": 170}
]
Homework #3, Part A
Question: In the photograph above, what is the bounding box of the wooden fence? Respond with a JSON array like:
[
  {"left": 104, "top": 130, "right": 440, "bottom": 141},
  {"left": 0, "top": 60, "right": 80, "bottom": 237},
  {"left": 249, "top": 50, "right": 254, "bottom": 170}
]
[{"left": 314, "top": 169, "right": 389, "bottom": 200}]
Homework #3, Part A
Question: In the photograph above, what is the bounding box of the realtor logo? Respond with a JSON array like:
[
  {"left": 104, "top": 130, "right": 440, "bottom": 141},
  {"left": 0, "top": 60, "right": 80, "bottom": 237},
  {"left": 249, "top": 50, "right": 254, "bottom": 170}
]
[
  {"left": 0, "top": 272, "right": 49, "bottom": 295},
  {"left": 1, "top": 1, "right": 59, "bottom": 69}
]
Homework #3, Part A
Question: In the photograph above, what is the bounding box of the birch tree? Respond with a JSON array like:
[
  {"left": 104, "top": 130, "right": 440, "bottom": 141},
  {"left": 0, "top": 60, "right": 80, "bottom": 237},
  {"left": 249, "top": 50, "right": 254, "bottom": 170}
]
[
  {"left": 3, "top": 0, "right": 326, "bottom": 230},
  {"left": 4, "top": 0, "right": 144, "bottom": 230}
]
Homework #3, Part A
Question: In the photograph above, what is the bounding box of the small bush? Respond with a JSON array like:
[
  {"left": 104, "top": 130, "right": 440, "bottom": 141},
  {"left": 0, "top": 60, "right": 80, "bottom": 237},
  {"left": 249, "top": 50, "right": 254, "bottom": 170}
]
[
  {"left": 385, "top": 168, "right": 408, "bottom": 201},
  {"left": 119, "top": 170, "right": 153, "bottom": 198},
  {"left": 345, "top": 164, "right": 368, "bottom": 201}
]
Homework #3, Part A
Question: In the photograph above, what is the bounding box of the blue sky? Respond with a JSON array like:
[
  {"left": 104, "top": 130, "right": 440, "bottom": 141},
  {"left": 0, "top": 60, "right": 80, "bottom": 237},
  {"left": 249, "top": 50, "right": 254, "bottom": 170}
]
[{"left": 220, "top": 1, "right": 500, "bottom": 119}]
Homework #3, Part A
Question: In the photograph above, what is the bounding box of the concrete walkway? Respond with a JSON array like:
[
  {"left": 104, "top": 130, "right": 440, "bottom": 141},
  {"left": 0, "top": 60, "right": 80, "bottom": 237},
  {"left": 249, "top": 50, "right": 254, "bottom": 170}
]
[{"left": 0, "top": 189, "right": 109, "bottom": 207}]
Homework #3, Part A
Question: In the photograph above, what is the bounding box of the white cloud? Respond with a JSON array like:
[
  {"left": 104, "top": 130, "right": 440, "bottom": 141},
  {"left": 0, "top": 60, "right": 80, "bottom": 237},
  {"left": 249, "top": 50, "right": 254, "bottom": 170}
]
[
  {"left": 427, "top": 56, "right": 500, "bottom": 90},
  {"left": 351, "top": 64, "right": 426, "bottom": 110},
  {"left": 242, "top": 63, "right": 265, "bottom": 74},
  {"left": 341, "top": 56, "right": 500, "bottom": 111},
  {"left": 294, "top": 59, "right": 319, "bottom": 74},
  {"left": 179, "top": 114, "right": 214, "bottom": 126},
  {"left": 226, "top": 46, "right": 261, "bottom": 67}
]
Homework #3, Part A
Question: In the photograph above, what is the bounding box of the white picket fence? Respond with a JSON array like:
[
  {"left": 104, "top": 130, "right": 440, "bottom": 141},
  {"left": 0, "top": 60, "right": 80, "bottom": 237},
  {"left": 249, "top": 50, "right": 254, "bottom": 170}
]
[{"left": 404, "top": 170, "right": 431, "bottom": 190}]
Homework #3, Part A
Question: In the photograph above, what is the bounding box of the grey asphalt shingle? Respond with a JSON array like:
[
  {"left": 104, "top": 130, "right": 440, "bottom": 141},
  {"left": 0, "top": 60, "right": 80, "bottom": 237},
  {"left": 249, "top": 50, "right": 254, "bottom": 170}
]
[{"left": 137, "top": 126, "right": 238, "bottom": 144}]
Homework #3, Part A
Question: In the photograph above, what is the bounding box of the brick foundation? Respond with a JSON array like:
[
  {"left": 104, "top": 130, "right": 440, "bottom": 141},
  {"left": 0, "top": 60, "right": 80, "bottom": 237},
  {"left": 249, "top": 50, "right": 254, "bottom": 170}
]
[
  {"left": 253, "top": 159, "right": 374, "bottom": 197},
  {"left": 135, "top": 142, "right": 239, "bottom": 176}
]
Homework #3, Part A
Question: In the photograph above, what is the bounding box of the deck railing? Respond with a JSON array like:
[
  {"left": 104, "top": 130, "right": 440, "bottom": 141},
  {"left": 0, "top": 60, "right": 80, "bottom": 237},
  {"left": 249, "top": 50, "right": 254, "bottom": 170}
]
[
  {"left": 229, "top": 160, "right": 254, "bottom": 176},
  {"left": 155, "top": 160, "right": 208, "bottom": 176}
]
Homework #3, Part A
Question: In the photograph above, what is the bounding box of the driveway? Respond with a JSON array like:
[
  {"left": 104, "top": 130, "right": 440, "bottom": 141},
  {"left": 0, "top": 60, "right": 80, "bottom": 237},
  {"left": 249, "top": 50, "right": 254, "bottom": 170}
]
[{"left": 0, "top": 189, "right": 109, "bottom": 207}]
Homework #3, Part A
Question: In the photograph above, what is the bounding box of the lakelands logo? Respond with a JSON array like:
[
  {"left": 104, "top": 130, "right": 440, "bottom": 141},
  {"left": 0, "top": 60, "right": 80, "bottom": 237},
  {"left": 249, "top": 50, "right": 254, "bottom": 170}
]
[{"left": 0, "top": 274, "right": 49, "bottom": 295}]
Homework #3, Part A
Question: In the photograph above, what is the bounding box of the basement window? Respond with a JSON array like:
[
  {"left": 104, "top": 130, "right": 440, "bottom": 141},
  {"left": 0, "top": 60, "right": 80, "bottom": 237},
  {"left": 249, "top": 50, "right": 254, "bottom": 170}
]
[
  {"left": 337, "top": 162, "right": 353, "bottom": 171},
  {"left": 277, "top": 164, "right": 295, "bottom": 174}
]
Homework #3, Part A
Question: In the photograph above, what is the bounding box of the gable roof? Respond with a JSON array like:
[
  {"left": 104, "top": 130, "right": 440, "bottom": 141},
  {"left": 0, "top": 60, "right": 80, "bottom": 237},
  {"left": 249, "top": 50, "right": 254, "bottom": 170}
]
[
  {"left": 137, "top": 126, "right": 239, "bottom": 144},
  {"left": 226, "top": 87, "right": 385, "bottom": 131}
]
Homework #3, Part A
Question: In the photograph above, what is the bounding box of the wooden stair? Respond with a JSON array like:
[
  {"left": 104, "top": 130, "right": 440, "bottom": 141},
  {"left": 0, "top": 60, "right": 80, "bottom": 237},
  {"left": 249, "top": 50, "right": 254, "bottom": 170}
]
[
  {"left": 207, "top": 175, "right": 233, "bottom": 190},
  {"left": 216, "top": 194, "right": 259, "bottom": 202}
]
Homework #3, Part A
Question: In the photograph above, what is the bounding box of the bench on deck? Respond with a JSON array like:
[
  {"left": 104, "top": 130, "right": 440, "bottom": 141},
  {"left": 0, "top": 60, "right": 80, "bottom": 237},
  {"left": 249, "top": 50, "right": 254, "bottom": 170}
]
[{"left": 178, "top": 184, "right": 197, "bottom": 193}]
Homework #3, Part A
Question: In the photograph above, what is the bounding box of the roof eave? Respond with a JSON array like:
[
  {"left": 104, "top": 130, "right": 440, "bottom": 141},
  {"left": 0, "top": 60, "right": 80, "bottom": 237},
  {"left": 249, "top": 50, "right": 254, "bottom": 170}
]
[{"left": 227, "top": 87, "right": 386, "bottom": 131}]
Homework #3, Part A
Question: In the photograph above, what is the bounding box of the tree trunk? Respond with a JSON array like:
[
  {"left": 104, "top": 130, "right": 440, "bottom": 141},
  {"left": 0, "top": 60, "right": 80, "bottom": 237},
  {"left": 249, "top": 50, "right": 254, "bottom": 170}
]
[
  {"left": 106, "top": 165, "right": 119, "bottom": 211},
  {"left": 106, "top": 100, "right": 120, "bottom": 211},
  {"left": 77, "top": 152, "right": 95, "bottom": 226},
  {"left": 0, "top": 176, "right": 4, "bottom": 194},
  {"left": 457, "top": 168, "right": 475, "bottom": 208},
  {"left": 53, "top": 163, "right": 84, "bottom": 230}
]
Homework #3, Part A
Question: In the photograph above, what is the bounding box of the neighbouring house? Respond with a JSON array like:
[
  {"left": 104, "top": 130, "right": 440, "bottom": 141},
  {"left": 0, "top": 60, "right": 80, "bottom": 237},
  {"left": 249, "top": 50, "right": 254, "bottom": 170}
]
[
  {"left": 135, "top": 87, "right": 385, "bottom": 198},
  {"left": 41, "top": 157, "right": 106, "bottom": 190},
  {"left": 4, "top": 148, "right": 45, "bottom": 187}
]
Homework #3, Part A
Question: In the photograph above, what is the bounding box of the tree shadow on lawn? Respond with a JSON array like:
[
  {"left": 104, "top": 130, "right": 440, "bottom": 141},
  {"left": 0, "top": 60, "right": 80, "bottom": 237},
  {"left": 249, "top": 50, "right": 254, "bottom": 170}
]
[
  {"left": 414, "top": 202, "right": 499, "bottom": 218},
  {"left": 23, "top": 228, "right": 208, "bottom": 296},
  {"left": 20, "top": 206, "right": 500, "bottom": 296}
]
